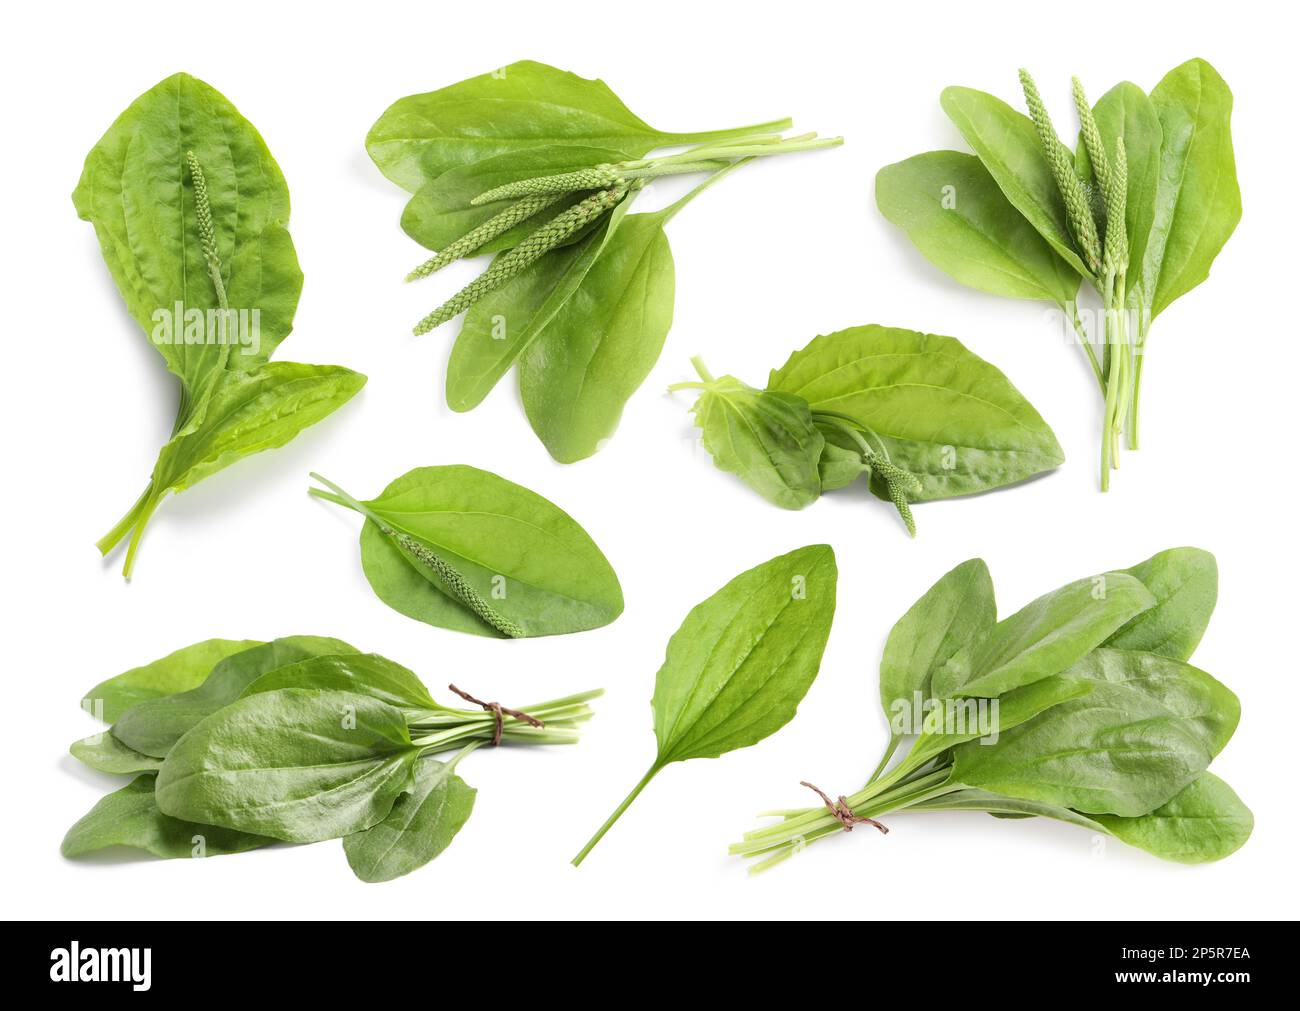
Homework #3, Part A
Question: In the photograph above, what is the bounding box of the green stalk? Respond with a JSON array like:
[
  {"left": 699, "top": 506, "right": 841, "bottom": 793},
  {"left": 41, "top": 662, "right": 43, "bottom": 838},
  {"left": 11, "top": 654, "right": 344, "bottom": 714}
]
[
  {"left": 1100, "top": 272, "right": 1121, "bottom": 490},
  {"left": 1065, "top": 301, "right": 1105, "bottom": 392},
  {"left": 667, "top": 355, "right": 716, "bottom": 392},
  {"left": 1128, "top": 335, "right": 1146, "bottom": 449},
  {"left": 96, "top": 483, "right": 157, "bottom": 557},
  {"left": 659, "top": 117, "right": 794, "bottom": 148},
  {"left": 656, "top": 158, "right": 753, "bottom": 223},
  {"left": 572, "top": 765, "right": 661, "bottom": 866}
]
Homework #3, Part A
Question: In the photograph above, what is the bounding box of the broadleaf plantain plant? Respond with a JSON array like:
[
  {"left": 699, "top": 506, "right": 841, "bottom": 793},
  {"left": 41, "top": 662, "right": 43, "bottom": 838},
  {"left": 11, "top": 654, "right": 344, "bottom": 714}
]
[
  {"left": 77, "top": 74, "right": 366, "bottom": 576},
  {"left": 876, "top": 60, "right": 1240, "bottom": 490},
  {"left": 368, "top": 61, "right": 841, "bottom": 463},
  {"left": 309, "top": 466, "right": 624, "bottom": 638},
  {"left": 731, "top": 548, "right": 1252, "bottom": 872},
  {"left": 573, "top": 545, "right": 837, "bottom": 865},
  {"left": 64, "top": 637, "right": 602, "bottom": 882},
  {"left": 670, "top": 325, "right": 1064, "bottom": 535}
]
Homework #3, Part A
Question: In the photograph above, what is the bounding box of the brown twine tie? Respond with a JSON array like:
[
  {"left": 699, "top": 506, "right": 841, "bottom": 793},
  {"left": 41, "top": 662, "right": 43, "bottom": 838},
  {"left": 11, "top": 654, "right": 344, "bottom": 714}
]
[
  {"left": 448, "top": 684, "right": 544, "bottom": 746},
  {"left": 801, "top": 781, "right": 889, "bottom": 834}
]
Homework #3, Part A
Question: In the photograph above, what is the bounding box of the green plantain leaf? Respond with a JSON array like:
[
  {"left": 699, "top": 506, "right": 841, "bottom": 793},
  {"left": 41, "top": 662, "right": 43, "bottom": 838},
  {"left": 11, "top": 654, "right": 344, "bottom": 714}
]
[
  {"left": 951, "top": 648, "right": 1239, "bottom": 815},
  {"left": 155, "top": 689, "right": 419, "bottom": 843},
  {"left": 1139, "top": 59, "right": 1241, "bottom": 323},
  {"left": 62, "top": 776, "right": 272, "bottom": 859},
  {"left": 343, "top": 758, "right": 477, "bottom": 882},
  {"left": 940, "top": 86, "right": 1090, "bottom": 277},
  {"left": 880, "top": 559, "right": 996, "bottom": 717},
  {"left": 242, "top": 653, "right": 439, "bottom": 711},
  {"left": 153, "top": 363, "right": 365, "bottom": 495},
  {"left": 519, "top": 212, "right": 677, "bottom": 463},
  {"left": 1093, "top": 772, "right": 1252, "bottom": 863},
  {"left": 767, "top": 325, "right": 1064, "bottom": 499},
  {"left": 112, "top": 636, "right": 358, "bottom": 758},
  {"left": 574, "top": 546, "right": 837, "bottom": 864},
  {"left": 1105, "top": 547, "right": 1217, "bottom": 660},
  {"left": 366, "top": 60, "right": 787, "bottom": 193},
  {"left": 876, "top": 151, "right": 1080, "bottom": 304},
  {"left": 342, "top": 466, "right": 623, "bottom": 638},
  {"left": 933, "top": 572, "right": 1155, "bottom": 698},
  {"left": 675, "top": 371, "right": 823, "bottom": 510},
  {"left": 73, "top": 73, "right": 302, "bottom": 390},
  {"left": 70, "top": 733, "right": 164, "bottom": 776},
  {"left": 81, "top": 639, "right": 263, "bottom": 724}
]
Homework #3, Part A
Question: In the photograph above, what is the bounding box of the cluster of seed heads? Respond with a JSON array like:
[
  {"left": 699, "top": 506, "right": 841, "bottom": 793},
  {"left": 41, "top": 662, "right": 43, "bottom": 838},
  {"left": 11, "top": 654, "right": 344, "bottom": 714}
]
[
  {"left": 186, "top": 151, "right": 228, "bottom": 309},
  {"left": 413, "top": 185, "right": 626, "bottom": 335},
  {"left": 387, "top": 526, "right": 525, "bottom": 639},
  {"left": 406, "top": 192, "right": 564, "bottom": 281},
  {"left": 1019, "top": 70, "right": 1103, "bottom": 275},
  {"left": 1020, "top": 70, "right": 1136, "bottom": 283}
]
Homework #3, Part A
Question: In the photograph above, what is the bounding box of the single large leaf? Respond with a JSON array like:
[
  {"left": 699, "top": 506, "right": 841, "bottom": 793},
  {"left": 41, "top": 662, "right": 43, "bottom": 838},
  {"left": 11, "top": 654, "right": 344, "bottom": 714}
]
[
  {"left": 651, "top": 545, "right": 838, "bottom": 762},
  {"left": 1139, "top": 59, "right": 1241, "bottom": 323},
  {"left": 242, "top": 653, "right": 438, "bottom": 711},
  {"left": 951, "top": 648, "right": 1239, "bottom": 815},
  {"left": 519, "top": 212, "right": 677, "bottom": 463},
  {"left": 1105, "top": 547, "right": 1217, "bottom": 660},
  {"left": 112, "top": 636, "right": 358, "bottom": 757},
  {"left": 155, "top": 689, "right": 418, "bottom": 843},
  {"left": 1093, "top": 772, "right": 1252, "bottom": 863},
  {"left": 154, "top": 363, "right": 365, "bottom": 494},
  {"left": 81, "top": 639, "right": 263, "bottom": 723},
  {"left": 933, "top": 572, "right": 1155, "bottom": 698},
  {"left": 766, "top": 325, "right": 1064, "bottom": 499},
  {"left": 574, "top": 545, "right": 837, "bottom": 864},
  {"left": 366, "top": 60, "right": 787, "bottom": 193},
  {"left": 876, "top": 151, "right": 1080, "bottom": 304},
  {"left": 1075, "top": 82, "right": 1163, "bottom": 291},
  {"left": 70, "top": 733, "right": 164, "bottom": 776},
  {"left": 343, "top": 758, "right": 477, "bottom": 882},
  {"left": 910, "top": 778, "right": 1255, "bottom": 863},
  {"left": 940, "top": 86, "right": 1090, "bottom": 277},
  {"left": 673, "top": 372, "right": 823, "bottom": 510},
  {"left": 62, "top": 776, "right": 271, "bottom": 859},
  {"left": 345, "top": 466, "right": 623, "bottom": 638},
  {"left": 401, "top": 144, "right": 624, "bottom": 253},
  {"left": 73, "top": 73, "right": 302, "bottom": 391},
  {"left": 879, "top": 559, "right": 996, "bottom": 717}
]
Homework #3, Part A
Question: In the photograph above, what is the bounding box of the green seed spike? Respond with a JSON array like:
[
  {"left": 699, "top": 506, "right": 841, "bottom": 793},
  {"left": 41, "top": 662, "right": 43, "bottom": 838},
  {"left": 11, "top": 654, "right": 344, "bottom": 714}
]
[
  {"left": 186, "top": 151, "right": 228, "bottom": 310},
  {"left": 1072, "top": 76, "right": 1110, "bottom": 195},
  {"left": 387, "top": 529, "right": 525, "bottom": 638},
  {"left": 405, "top": 192, "right": 564, "bottom": 281},
  {"left": 471, "top": 164, "right": 623, "bottom": 205},
  {"left": 413, "top": 185, "right": 625, "bottom": 335},
  {"left": 307, "top": 473, "right": 525, "bottom": 639},
  {"left": 1019, "top": 69, "right": 1102, "bottom": 275},
  {"left": 1103, "top": 137, "right": 1129, "bottom": 277},
  {"left": 872, "top": 458, "right": 922, "bottom": 537}
]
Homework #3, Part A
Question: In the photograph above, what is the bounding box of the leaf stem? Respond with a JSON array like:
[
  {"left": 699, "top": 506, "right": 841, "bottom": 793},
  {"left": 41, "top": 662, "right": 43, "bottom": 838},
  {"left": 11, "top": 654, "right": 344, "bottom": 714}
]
[
  {"left": 119, "top": 489, "right": 164, "bottom": 580},
  {"left": 662, "top": 117, "right": 794, "bottom": 149},
  {"left": 96, "top": 483, "right": 156, "bottom": 557},
  {"left": 657, "top": 158, "right": 753, "bottom": 223},
  {"left": 1065, "top": 301, "right": 1105, "bottom": 393},
  {"left": 572, "top": 764, "right": 661, "bottom": 866}
]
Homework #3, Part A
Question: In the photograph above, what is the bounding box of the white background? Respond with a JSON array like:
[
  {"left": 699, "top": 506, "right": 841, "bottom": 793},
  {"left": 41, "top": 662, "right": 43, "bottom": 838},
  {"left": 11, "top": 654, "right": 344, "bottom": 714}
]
[{"left": 3, "top": 0, "right": 1295, "bottom": 921}]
